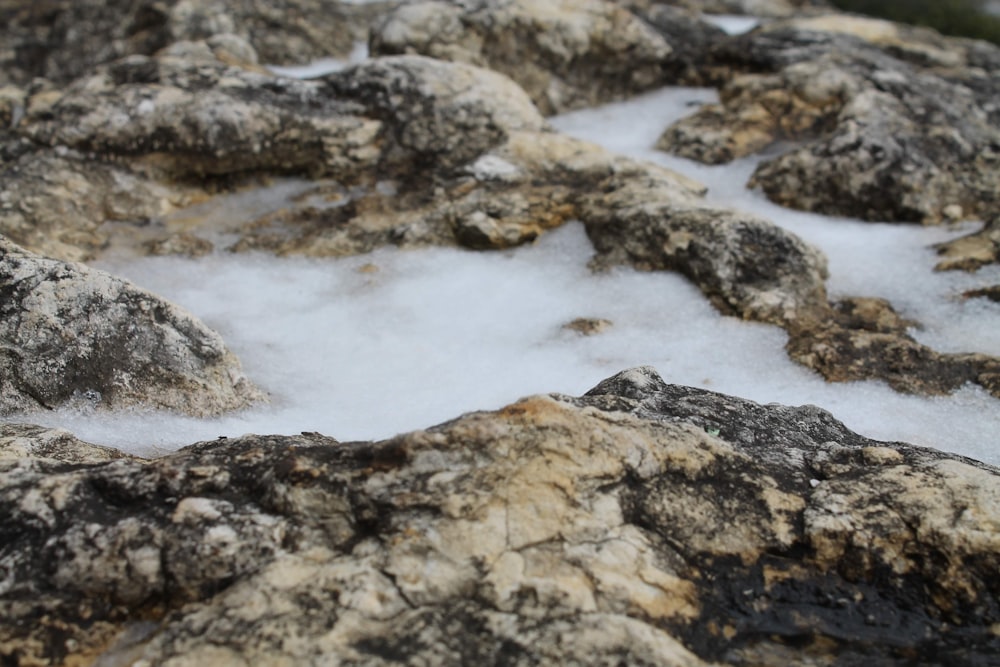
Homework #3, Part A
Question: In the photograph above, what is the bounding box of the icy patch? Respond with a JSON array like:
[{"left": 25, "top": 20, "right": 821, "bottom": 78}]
[
  {"left": 266, "top": 42, "right": 369, "bottom": 78},
  {"left": 702, "top": 14, "right": 761, "bottom": 35}
]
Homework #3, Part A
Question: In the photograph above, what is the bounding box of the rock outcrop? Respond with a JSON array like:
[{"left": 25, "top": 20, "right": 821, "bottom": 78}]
[
  {"left": 371, "top": 0, "right": 675, "bottom": 115},
  {"left": 0, "top": 238, "right": 262, "bottom": 416},
  {"left": 658, "top": 14, "right": 1000, "bottom": 223},
  {"left": 2, "top": 368, "right": 999, "bottom": 666},
  {"left": 0, "top": 0, "right": 392, "bottom": 88}
]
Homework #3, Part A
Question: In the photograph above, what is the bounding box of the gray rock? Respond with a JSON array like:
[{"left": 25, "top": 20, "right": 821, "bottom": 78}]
[
  {"left": 2, "top": 368, "right": 998, "bottom": 665},
  {"left": 0, "top": 238, "right": 263, "bottom": 416},
  {"left": 370, "top": 0, "right": 674, "bottom": 114},
  {"left": 659, "top": 15, "right": 1000, "bottom": 223},
  {"left": 0, "top": 0, "right": 383, "bottom": 88}
]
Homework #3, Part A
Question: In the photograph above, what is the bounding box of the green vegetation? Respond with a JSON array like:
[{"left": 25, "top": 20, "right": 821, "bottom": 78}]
[{"left": 828, "top": 0, "right": 1000, "bottom": 45}]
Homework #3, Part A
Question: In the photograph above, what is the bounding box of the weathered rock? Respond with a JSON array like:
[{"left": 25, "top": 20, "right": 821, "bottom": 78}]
[
  {"left": 0, "top": 151, "right": 192, "bottom": 263},
  {"left": 650, "top": 0, "right": 828, "bottom": 18},
  {"left": 20, "top": 51, "right": 380, "bottom": 179},
  {"left": 935, "top": 217, "right": 1000, "bottom": 272},
  {"left": 0, "top": 238, "right": 263, "bottom": 416},
  {"left": 5, "top": 50, "right": 542, "bottom": 261},
  {"left": 581, "top": 193, "right": 830, "bottom": 323},
  {"left": 786, "top": 297, "right": 1000, "bottom": 399},
  {"left": 2, "top": 367, "right": 998, "bottom": 666},
  {"left": 563, "top": 316, "right": 614, "bottom": 335},
  {"left": 0, "top": 423, "right": 129, "bottom": 464},
  {"left": 0, "top": 0, "right": 387, "bottom": 88},
  {"left": 658, "top": 15, "right": 1000, "bottom": 222},
  {"left": 370, "top": 0, "right": 674, "bottom": 114}
]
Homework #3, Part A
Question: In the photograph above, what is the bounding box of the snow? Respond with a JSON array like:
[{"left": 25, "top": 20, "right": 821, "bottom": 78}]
[
  {"left": 266, "top": 42, "right": 369, "bottom": 78},
  {"left": 7, "top": 86, "right": 999, "bottom": 464},
  {"left": 701, "top": 14, "right": 761, "bottom": 35}
]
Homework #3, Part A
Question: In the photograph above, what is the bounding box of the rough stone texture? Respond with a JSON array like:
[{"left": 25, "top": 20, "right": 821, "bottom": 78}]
[
  {"left": 650, "top": 0, "right": 828, "bottom": 18},
  {"left": 786, "top": 297, "right": 1000, "bottom": 399},
  {"left": 658, "top": 14, "right": 1000, "bottom": 223},
  {"left": 935, "top": 217, "right": 1000, "bottom": 272},
  {"left": 0, "top": 0, "right": 391, "bottom": 88},
  {"left": 370, "top": 0, "right": 674, "bottom": 114},
  {"left": 2, "top": 368, "right": 999, "bottom": 666},
  {"left": 3, "top": 49, "right": 543, "bottom": 261},
  {"left": 0, "top": 423, "right": 129, "bottom": 464},
  {"left": 0, "top": 238, "right": 263, "bottom": 416}
]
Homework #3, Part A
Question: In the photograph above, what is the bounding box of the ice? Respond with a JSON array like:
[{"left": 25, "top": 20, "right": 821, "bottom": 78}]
[{"left": 7, "top": 86, "right": 999, "bottom": 465}]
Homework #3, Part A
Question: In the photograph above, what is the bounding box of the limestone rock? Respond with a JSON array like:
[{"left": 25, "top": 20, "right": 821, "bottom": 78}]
[
  {"left": 371, "top": 0, "right": 674, "bottom": 114},
  {"left": 0, "top": 0, "right": 382, "bottom": 88},
  {"left": 0, "top": 151, "right": 191, "bottom": 263},
  {"left": 21, "top": 52, "right": 381, "bottom": 180},
  {"left": 0, "top": 423, "right": 129, "bottom": 464},
  {"left": 2, "top": 368, "right": 998, "bottom": 665},
  {"left": 658, "top": 16, "right": 1000, "bottom": 222},
  {"left": 654, "top": 0, "right": 828, "bottom": 18},
  {"left": 0, "top": 238, "right": 263, "bottom": 416},
  {"left": 935, "top": 217, "right": 1000, "bottom": 272},
  {"left": 786, "top": 297, "right": 1000, "bottom": 399}
]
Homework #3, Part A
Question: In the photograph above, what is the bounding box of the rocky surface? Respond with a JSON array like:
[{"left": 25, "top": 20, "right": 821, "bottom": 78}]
[
  {"left": 371, "top": 0, "right": 675, "bottom": 115},
  {"left": 658, "top": 13, "right": 1000, "bottom": 223},
  {"left": 2, "top": 368, "right": 999, "bottom": 666},
  {"left": 0, "top": 0, "right": 395, "bottom": 88},
  {"left": 0, "top": 238, "right": 262, "bottom": 416},
  {"left": 0, "top": 423, "right": 130, "bottom": 464},
  {"left": 4, "top": 4, "right": 997, "bottom": 402}
]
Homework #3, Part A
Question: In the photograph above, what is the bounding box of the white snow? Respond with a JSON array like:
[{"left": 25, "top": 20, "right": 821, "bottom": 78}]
[
  {"left": 266, "top": 42, "right": 369, "bottom": 78},
  {"left": 6, "top": 86, "right": 999, "bottom": 464},
  {"left": 702, "top": 14, "right": 761, "bottom": 35}
]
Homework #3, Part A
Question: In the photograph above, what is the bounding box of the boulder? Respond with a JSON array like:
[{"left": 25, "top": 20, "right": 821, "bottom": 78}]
[
  {"left": 2, "top": 368, "right": 998, "bottom": 665},
  {"left": 0, "top": 0, "right": 386, "bottom": 88},
  {"left": 0, "top": 238, "right": 263, "bottom": 416},
  {"left": 370, "top": 0, "right": 674, "bottom": 114},
  {"left": 658, "top": 15, "right": 1000, "bottom": 223}
]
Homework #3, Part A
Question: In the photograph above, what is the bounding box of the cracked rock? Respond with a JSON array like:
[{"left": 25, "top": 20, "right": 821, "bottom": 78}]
[{"left": 2, "top": 368, "right": 998, "bottom": 665}]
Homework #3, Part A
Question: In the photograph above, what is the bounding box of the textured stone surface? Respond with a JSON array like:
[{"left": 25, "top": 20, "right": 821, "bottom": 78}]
[
  {"left": 0, "top": 238, "right": 262, "bottom": 416},
  {"left": 371, "top": 0, "right": 674, "bottom": 114},
  {"left": 935, "top": 217, "right": 1000, "bottom": 272},
  {"left": 786, "top": 298, "right": 1000, "bottom": 399},
  {"left": 2, "top": 368, "right": 999, "bottom": 666},
  {"left": 0, "top": 0, "right": 390, "bottom": 87},
  {"left": 0, "top": 423, "right": 130, "bottom": 464},
  {"left": 658, "top": 15, "right": 1000, "bottom": 223}
]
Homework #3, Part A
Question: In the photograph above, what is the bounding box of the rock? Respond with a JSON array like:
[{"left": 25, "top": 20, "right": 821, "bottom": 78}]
[
  {"left": 652, "top": 0, "right": 828, "bottom": 18},
  {"left": 0, "top": 238, "right": 263, "bottom": 416},
  {"left": 0, "top": 0, "right": 381, "bottom": 88},
  {"left": 935, "top": 217, "right": 1000, "bottom": 272},
  {"left": 20, "top": 52, "right": 382, "bottom": 179},
  {"left": 658, "top": 15, "right": 1000, "bottom": 222},
  {"left": 370, "top": 0, "right": 674, "bottom": 114},
  {"left": 2, "top": 368, "right": 999, "bottom": 665},
  {"left": 0, "top": 423, "right": 130, "bottom": 464},
  {"left": 562, "top": 316, "right": 614, "bottom": 335},
  {"left": 964, "top": 285, "right": 1000, "bottom": 303},
  {"left": 785, "top": 297, "right": 1000, "bottom": 399},
  {"left": 582, "top": 197, "right": 830, "bottom": 324},
  {"left": 0, "top": 151, "right": 191, "bottom": 263}
]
